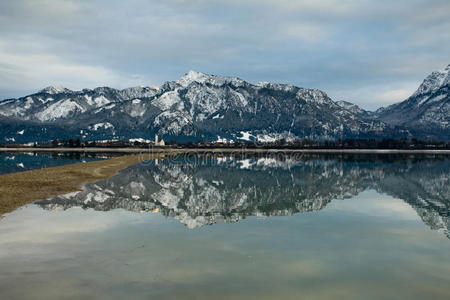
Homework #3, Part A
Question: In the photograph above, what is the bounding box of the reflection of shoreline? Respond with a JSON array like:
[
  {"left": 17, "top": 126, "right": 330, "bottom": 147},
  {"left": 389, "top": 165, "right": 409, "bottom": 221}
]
[
  {"left": 1, "top": 147, "right": 450, "bottom": 154},
  {"left": 37, "top": 155, "right": 450, "bottom": 238}
]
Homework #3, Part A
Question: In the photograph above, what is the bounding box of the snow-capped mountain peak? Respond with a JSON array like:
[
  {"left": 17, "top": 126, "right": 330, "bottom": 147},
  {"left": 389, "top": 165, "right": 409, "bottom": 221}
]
[
  {"left": 375, "top": 63, "right": 450, "bottom": 135},
  {"left": 177, "top": 70, "right": 209, "bottom": 87},
  {"left": 176, "top": 70, "right": 245, "bottom": 88},
  {"left": 412, "top": 64, "right": 450, "bottom": 97},
  {"left": 39, "top": 85, "right": 73, "bottom": 94}
]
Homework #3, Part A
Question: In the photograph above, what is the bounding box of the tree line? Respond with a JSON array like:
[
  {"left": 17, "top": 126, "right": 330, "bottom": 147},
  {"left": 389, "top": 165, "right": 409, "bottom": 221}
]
[{"left": 17, "top": 138, "right": 447, "bottom": 150}]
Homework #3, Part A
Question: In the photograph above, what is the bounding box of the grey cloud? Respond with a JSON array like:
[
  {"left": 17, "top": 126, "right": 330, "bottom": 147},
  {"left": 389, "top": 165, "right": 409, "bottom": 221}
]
[{"left": 0, "top": 0, "right": 448, "bottom": 110}]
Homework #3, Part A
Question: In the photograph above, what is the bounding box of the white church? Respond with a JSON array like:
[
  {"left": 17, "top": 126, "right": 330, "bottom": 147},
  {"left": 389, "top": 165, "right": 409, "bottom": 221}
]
[{"left": 154, "top": 134, "right": 165, "bottom": 146}]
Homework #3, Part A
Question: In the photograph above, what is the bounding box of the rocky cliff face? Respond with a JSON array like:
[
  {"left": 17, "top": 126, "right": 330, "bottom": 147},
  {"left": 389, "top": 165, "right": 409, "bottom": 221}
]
[{"left": 36, "top": 154, "right": 450, "bottom": 237}]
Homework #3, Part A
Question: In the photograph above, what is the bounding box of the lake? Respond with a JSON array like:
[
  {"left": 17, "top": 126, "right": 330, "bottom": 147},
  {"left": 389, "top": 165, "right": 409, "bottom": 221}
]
[
  {"left": 0, "top": 152, "right": 449, "bottom": 299},
  {"left": 0, "top": 151, "right": 113, "bottom": 175}
]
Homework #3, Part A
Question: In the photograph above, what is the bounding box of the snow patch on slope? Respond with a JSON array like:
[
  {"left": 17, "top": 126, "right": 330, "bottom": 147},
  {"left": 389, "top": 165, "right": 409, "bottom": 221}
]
[
  {"left": 238, "top": 131, "right": 254, "bottom": 141},
  {"left": 36, "top": 99, "right": 85, "bottom": 121},
  {"left": 154, "top": 111, "right": 191, "bottom": 135},
  {"left": 93, "top": 96, "right": 111, "bottom": 107},
  {"left": 152, "top": 91, "right": 180, "bottom": 110}
]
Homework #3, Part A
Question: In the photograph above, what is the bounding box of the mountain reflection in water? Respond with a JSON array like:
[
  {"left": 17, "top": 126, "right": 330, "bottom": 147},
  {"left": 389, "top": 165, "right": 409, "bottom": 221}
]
[{"left": 36, "top": 153, "right": 450, "bottom": 237}]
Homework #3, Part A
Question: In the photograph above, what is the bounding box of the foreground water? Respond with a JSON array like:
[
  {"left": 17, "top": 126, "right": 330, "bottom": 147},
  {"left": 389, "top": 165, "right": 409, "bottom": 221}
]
[
  {"left": 0, "top": 151, "right": 113, "bottom": 174},
  {"left": 0, "top": 153, "right": 449, "bottom": 299}
]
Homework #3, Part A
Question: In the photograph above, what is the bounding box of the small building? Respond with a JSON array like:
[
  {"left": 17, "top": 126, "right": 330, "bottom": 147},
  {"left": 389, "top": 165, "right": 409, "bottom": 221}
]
[{"left": 155, "top": 134, "right": 165, "bottom": 146}]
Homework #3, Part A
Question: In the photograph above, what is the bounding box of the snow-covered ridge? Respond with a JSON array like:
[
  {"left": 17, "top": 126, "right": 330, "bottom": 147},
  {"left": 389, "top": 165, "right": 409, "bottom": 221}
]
[
  {"left": 120, "top": 86, "right": 159, "bottom": 100},
  {"left": 39, "top": 85, "right": 73, "bottom": 94},
  {"left": 256, "top": 82, "right": 296, "bottom": 91},
  {"left": 336, "top": 100, "right": 373, "bottom": 118},
  {"left": 176, "top": 70, "right": 246, "bottom": 88},
  {"left": 336, "top": 100, "right": 359, "bottom": 111},
  {"left": 37, "top": 85, "right": 159, "bottom": 100},
  {"left": 36, "top": 99, "right": 85, "bottom": 121},
  {"left": 412, "top": 64, "right": 450, "bottom": 97}
]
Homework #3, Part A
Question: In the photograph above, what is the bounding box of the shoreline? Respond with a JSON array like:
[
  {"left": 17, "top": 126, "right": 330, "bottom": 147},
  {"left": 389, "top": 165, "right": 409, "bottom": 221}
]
[
  {"left": 0, "top": 154, "right": 162, "bottom": 216},
  {"left": 1, "top": 147, "right": 450, "bottom": 154}
]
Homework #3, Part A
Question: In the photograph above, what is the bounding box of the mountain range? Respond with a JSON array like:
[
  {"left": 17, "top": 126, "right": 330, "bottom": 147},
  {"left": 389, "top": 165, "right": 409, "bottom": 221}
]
[{"left": 0, "top": 64, "right": 449, "bottom": 143}]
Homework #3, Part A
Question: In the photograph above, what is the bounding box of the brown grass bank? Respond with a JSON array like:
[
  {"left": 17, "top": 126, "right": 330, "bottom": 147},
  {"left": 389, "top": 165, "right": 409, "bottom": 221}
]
[{"left": 0, "top": 154, "right": 157, "bottom": 216}]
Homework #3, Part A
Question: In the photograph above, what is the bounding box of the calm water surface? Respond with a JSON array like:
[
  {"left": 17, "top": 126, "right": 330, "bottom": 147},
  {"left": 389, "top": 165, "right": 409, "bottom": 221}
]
[
  {"left": 0, "top": 153, "right": 449, "bottom": 299},
  {"left": 0, "top": 151, "right": 113, "bottom": 174}
]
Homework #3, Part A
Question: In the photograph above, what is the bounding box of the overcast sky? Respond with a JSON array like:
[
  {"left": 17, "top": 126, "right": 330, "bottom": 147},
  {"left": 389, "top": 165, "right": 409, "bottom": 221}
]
[{"left": 0, "top": 0, "right": 449, "bottom": 110}]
